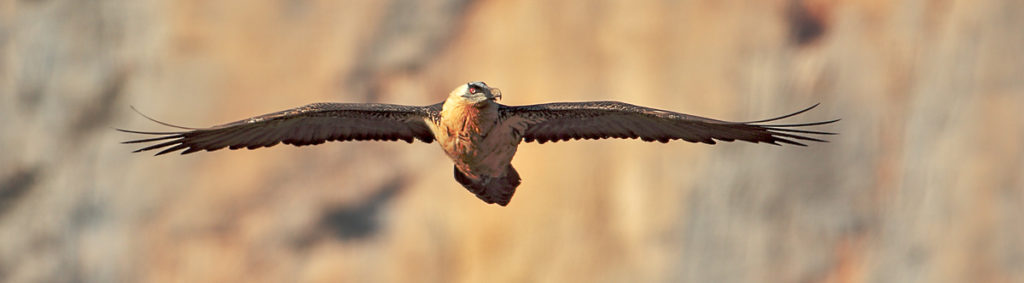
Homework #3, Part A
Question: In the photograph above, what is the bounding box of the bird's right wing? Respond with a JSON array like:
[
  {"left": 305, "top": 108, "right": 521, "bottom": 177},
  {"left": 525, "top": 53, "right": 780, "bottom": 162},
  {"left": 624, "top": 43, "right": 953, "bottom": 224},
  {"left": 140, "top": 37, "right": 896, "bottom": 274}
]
[
  {"left": 500, "top": 101, "right": 837, "bottom": 146},
  {"left": 119, "top": 102, "right": 443, "bottom": 155}
]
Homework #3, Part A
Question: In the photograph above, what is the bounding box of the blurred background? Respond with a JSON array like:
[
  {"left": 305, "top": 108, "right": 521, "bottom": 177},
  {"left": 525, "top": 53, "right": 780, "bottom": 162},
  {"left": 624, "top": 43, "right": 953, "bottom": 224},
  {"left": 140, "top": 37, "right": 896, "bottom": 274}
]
[{"left": 2, "top": 0, "right": 1023, "bottom": 282}]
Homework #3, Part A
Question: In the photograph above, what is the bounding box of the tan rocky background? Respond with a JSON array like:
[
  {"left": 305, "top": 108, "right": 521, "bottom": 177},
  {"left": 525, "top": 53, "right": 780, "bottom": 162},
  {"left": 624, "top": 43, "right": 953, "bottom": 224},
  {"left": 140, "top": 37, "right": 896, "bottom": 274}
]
[{"left": 2, "top": 0, "right": 1023, "bottom": 282}]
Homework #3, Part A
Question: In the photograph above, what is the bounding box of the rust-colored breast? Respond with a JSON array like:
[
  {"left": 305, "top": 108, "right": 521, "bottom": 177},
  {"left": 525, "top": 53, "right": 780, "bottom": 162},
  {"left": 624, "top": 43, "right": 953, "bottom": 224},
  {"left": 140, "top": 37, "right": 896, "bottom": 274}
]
[{"left": 436, "top": 99, "right": 502, "bottom": 174}]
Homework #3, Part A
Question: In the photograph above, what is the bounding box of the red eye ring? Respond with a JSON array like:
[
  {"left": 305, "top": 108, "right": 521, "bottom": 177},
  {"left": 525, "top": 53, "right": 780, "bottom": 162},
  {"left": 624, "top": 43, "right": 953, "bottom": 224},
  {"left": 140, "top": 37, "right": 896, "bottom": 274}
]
[{"left": 468, "top": 87, "right": 477, "bottom": 94}]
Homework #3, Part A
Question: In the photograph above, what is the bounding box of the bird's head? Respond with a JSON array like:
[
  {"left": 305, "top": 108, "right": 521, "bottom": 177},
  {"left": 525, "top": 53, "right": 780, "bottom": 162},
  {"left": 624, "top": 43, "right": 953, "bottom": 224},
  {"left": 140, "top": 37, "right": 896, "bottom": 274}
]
[{"left": 450, "top": 81, "right": 501, "bottom": 104}]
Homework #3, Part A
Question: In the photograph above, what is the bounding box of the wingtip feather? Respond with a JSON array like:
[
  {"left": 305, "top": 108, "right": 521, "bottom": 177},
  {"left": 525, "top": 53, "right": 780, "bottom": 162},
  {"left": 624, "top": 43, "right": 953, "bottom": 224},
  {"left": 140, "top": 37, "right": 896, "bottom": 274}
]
[
  {"left": 129, "top": 105, "right": 196, "bottom": 130},
  {"left": 743, "top": 103, "right": 822, "bottom": 124}
]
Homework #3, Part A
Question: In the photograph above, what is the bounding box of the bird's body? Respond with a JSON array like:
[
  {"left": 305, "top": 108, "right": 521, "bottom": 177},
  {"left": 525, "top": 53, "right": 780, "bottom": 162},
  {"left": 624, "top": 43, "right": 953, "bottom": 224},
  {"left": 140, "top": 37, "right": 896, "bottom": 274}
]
[
  {"left": 433, "top": 83, "right": 525, "bottom": 203},
  {"left": 436, "top": 85, "right": 512, "bottom": 176},
  {"left": 121, "top": 81, "right": 838, "bottom": 206}
]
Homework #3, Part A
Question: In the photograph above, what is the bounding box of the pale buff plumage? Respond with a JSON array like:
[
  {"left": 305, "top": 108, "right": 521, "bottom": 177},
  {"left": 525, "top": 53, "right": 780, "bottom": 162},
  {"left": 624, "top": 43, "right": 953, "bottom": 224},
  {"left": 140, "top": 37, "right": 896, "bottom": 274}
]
[{"left": 434, "top": 84, "right": 521, "bottom": 179}]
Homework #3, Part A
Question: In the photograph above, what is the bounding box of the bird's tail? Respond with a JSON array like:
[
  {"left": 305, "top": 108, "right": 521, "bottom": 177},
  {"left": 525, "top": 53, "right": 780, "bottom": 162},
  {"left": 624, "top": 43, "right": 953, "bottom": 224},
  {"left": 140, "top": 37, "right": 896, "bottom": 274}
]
[{"left": 453, "top": 165, "right": 521, "bottom": 206}]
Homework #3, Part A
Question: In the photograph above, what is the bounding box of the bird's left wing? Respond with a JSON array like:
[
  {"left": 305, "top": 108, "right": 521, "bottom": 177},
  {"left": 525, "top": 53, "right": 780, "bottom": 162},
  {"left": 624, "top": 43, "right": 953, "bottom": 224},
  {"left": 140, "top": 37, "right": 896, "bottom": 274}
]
[
  {"left": 120, "top": 102, "right": 443, "bottom": 155},
  {"left": 500, "top": 101, "right": 837, "bottom": 146}
]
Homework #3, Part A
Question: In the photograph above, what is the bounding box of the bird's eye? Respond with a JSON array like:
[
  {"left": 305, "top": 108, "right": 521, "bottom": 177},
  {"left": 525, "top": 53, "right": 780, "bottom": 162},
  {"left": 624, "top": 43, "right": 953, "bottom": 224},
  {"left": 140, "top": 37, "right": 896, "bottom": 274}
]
[{"left": 468, "top": 87, "right": 477, "bottom": 94}]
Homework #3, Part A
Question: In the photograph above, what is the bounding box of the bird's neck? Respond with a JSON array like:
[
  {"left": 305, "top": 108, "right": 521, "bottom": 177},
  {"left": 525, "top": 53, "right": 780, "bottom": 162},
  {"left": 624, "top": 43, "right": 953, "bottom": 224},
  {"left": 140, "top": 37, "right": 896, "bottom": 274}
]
[
  {"left": 443, "top": 96, "right": 495, "bottom": 113},
  {"left": 441, "top": 97, "right": 497, "bottom": 135}
]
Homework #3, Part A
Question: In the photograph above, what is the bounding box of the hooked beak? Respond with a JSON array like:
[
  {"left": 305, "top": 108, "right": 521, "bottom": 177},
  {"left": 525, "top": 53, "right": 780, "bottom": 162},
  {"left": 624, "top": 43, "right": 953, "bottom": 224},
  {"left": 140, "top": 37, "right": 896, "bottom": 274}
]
[{"left": 490, "top": 87, "right": 502, "bottom": 101}]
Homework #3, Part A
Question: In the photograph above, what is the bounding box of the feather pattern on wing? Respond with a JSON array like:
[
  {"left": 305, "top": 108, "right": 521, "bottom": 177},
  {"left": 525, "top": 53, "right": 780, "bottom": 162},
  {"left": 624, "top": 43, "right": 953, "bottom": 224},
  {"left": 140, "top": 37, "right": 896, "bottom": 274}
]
[
  {"left": 500, "top": 101, "right": 838, "bottom": 146},
  {"left": 119, "top": 102, "right": 443, "bottom": 155}
]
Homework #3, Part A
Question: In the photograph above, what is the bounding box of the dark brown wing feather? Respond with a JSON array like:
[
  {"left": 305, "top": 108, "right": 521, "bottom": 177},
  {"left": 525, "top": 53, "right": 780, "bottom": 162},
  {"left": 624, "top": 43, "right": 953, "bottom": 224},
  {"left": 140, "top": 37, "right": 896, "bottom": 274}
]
[
  {"left": 119, "top": 102, "right": 443, "bottom": 155},
  {"left": 500, "top": 101, "right": 838, "bottom": 146}
]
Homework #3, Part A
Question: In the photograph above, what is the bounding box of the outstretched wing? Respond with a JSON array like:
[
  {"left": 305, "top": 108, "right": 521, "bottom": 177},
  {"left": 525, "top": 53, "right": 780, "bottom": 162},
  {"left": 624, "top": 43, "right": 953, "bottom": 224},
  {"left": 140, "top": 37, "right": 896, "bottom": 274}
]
[
  {"left": 120, "top": 102, "right": 443, "bottom": 155},
  {"left": 500, "top": 101, "right": 837, "bottom": 146}
]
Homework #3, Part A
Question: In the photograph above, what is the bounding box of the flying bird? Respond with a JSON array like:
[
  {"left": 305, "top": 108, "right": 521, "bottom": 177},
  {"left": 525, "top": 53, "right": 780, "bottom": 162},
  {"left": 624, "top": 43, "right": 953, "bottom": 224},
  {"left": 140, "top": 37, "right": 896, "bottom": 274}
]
[{"left": 120, "top": 81, "right": 838, "bottom": 206}]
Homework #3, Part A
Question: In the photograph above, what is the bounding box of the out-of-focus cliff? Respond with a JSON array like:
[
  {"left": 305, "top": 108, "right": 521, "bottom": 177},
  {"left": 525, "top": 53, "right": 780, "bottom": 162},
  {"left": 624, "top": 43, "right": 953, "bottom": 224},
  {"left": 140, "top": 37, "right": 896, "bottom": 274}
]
[{"left": 1, "top": 0, "right": 1022, "bottom": 282}]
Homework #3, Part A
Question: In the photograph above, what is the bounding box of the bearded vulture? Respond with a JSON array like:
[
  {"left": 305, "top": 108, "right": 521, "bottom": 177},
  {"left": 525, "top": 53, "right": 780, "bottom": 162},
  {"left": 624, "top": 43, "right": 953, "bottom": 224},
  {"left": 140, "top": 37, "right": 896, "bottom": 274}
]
[{"left": 120, "top": 81, "right": 838, "bottom": 206}]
